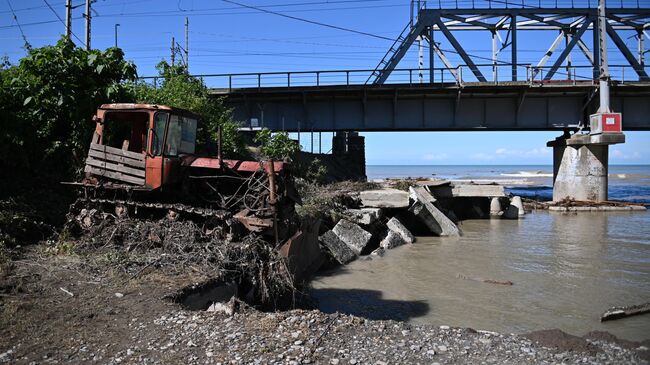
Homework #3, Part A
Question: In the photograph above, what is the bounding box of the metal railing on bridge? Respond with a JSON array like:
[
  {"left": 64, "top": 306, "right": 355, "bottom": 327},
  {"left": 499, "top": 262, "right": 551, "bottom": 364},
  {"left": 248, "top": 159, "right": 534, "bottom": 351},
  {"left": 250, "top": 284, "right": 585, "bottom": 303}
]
[
  {"left": 139, "top": 64, "right": 650, "bottom": 92},
  {"left": 417, "top": 0, "right": 644, "bottom": 9}
]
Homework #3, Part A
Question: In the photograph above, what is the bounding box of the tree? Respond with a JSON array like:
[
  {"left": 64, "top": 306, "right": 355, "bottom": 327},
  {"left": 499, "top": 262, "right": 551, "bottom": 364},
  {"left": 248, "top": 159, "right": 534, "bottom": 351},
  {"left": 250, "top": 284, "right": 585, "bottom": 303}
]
[
  {"left": 132, "top": 61, "right": 246, "bottom": 157},
  {"left": 254, "top": 129, "right": 301, "bottom": 160},
  {"left": 0, "top": 38, "right": 137, "bottom": 173}
]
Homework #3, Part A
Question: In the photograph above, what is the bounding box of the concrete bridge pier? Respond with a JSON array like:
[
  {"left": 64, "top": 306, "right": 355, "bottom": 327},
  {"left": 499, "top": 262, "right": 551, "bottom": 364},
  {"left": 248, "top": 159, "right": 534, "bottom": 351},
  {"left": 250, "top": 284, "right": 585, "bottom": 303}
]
[
  {"left": 547, "top": 132, "right": 624, "bottom": 202},
  {"left": 332, "top": 131, "right": 366, "bottom": 180}
]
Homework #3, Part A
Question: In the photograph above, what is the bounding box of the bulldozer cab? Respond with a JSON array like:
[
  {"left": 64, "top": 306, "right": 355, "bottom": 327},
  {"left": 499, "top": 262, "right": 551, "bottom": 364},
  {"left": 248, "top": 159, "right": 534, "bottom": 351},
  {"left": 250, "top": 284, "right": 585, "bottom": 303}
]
[{"left": 85, "top": 103, "right": 199, "bottom": 190}]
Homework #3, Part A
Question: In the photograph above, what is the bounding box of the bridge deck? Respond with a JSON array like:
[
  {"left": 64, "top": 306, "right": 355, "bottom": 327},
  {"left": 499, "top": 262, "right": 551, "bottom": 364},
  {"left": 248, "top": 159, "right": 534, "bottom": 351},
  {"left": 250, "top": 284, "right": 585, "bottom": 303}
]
[{"left": 213, "top": 82, "right": 650, "bottom": 132}]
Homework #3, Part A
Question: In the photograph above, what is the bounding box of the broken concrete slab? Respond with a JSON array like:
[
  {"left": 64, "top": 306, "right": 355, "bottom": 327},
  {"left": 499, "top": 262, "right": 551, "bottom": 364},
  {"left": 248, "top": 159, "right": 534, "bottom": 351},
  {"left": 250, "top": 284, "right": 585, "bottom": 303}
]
[
  {"left": 511, "top": 196, "right": 525, "bottom": 216},
  {"left": 370, "top": 247, "right": 385, "bottom": 257},
  {"left": 426, "top": 183, "right": 505, "bottom": 198},
  {"left": 347, "top": 208, "right": 383, "bottom": 225},
  {"left": 503, "top": 196, "right": 525, "bottom": 219},
  {"left": 490, "top": 197, "right": 502, "bottom": 217},
  {"left": 502, "top": 205, "right": 519, "bottom": 219},
  {"left": 359, "top": 188, "right": 410, "bottom": 208},
  {"left": 380, "top": 230, "right": 406, "bottom": 250},
  {"left": 408, "top": 187, "right": 460, "bottom": 237},
  {"left": 319, "top": 230, "right": 357, "bottom": 265},
  {"left": 332, "top": 219, "right": 373, "bottom": 255},
  {"left": 386, "top": 217, "right": 415, "bottom": 244},
  {"left": 409, "top": 186, "right": 436, "bottom": 204}
]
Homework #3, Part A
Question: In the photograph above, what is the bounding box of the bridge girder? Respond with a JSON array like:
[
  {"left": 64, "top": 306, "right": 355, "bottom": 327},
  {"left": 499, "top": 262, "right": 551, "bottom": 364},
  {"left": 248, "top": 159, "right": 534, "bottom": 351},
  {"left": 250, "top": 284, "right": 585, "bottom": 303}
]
[
  {"left": 368, "top": 7, "right": 650, "bottom": 85},
  {"left": 219, "top": 83, "right": 650, "bottom": 132}
]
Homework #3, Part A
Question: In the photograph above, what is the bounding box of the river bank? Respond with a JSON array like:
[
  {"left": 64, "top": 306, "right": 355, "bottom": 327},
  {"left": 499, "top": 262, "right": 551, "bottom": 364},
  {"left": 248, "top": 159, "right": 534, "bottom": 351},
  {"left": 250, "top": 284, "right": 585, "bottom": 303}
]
[
  {"left": 0, "top": 246, "right": 647, "bottom": 364},
  {"left": 1, "top": 174, "right": 649, "bottom": 364}
]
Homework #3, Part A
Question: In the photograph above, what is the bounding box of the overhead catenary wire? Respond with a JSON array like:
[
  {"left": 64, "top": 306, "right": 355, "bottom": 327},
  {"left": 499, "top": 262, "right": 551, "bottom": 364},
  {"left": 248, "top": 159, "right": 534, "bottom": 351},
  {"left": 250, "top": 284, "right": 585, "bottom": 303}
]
[
  {"left": 220, "top": 0, "right": 522, "bottom": 65},
  {"left": 221, "top": 0, "right": 399, "bottom": 42},
  {"left": 5, "top": 0, "right": 30, "bottom": 47},
  {"left": 2, "top": 0, "right": 637, "bottom": 80},
  {"left": 42, "top": 0, "right": 85, "bottom": 45}
]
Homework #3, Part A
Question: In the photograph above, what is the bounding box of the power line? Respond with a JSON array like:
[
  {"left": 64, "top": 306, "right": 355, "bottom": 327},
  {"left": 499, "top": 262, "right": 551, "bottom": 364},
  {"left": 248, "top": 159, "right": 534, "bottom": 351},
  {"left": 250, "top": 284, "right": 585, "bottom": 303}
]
[
  {"left": 95, "top": 3, "right": 407, "bottom": 19},
  {"left": 191, "top": 30, "right": 387, "bottom": 49},
  {"left": 42, "top": 0, "right": 85, "bottom": 44},
  {"left": 222, "top": 0, "right": 397, "bottom": 42},
  {"left": 5, "top": 0, "right": 30, "bottom": 47},
  {"left": 222, "top": 0, "right": 517, "bottom": 65},
  {"left": 0, "top": 18, "right": 75, "bottom": 30}
]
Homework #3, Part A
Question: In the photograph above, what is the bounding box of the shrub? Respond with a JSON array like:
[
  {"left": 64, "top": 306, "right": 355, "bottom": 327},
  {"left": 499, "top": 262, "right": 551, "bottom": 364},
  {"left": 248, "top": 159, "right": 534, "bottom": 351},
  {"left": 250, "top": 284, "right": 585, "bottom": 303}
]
[
  {"left": 0, "top": 38, "right": 137, "bottom": 173},
  {"left": 132, "top": 61, "right": 247, "bottom": 158},
  {"left": 254, "top": 128, "right": 301, "bottom": 160}
]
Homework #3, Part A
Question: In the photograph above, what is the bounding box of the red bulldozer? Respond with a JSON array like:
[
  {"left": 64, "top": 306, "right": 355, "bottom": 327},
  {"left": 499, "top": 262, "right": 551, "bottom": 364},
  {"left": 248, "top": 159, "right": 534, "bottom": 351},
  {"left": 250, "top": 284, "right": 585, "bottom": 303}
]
[{"left": 66, "top": 103, "right": 321, "bottom": 280}]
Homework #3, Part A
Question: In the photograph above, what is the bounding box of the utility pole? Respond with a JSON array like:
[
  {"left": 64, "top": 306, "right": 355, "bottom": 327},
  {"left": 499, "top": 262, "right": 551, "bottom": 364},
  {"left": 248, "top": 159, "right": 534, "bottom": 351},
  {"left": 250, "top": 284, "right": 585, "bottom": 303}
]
[
  {"left": 84, "top": 0, "right": 91, "bottom": 50},
  {"left": 597, "top": 0, "right": 610, "bottom": 112},
  {"left": 416, "top": 1, "right": 423, "bottom": 83},
  {"left": 114, "top": 24, "right": 120, "bottom": 48},
  {"left": 171, "top": 36, "right": 176, "bottom": 65},
  {"left": 185, "top": 17, "right": 189, "bottom": 70},
  {"left": 418, "top": 37, "right": 424, "bottom": 83},
  {"left": 65, "top": 0, "right": 72, "bottom": 40}
]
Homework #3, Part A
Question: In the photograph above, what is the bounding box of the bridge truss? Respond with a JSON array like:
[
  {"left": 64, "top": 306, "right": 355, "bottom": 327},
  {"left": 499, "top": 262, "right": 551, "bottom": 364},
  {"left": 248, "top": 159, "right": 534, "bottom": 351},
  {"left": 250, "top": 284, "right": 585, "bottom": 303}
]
[{"left": 368, "top": 2, "right": 650, "bottom": 84}]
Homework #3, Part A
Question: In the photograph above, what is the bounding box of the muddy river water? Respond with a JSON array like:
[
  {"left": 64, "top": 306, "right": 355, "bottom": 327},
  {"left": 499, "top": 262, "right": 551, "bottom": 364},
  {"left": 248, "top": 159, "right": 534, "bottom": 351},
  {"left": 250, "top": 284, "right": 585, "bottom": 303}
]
[{"left": 311, "top": 210, "right": 650, "bottom": 341}]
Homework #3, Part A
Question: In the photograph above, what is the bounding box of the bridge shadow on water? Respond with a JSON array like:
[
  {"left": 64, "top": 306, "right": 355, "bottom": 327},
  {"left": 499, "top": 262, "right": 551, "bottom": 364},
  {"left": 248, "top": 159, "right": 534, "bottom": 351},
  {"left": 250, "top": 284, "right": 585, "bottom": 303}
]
[
  {"left": 309, "top": 265, "right": 431, "bottom": 321},
  {"left": 309, "top": 287, "right": 430, "bottom": 322}
]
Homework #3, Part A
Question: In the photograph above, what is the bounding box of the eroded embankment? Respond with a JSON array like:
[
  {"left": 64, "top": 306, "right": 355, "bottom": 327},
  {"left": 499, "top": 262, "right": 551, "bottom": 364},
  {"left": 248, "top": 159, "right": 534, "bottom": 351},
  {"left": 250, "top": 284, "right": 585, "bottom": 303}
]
[
  {"left": 1, "top": 180, "right": 649, "bottom": 364},
  {"left": 0, "top": 247, "right": 647, "bottom": 364}
]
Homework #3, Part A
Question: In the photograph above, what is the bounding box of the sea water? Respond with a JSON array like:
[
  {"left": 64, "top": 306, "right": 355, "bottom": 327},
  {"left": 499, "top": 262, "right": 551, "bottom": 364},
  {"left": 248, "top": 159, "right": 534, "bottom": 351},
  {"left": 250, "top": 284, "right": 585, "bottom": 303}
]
[{"left": 366, "top": 164, "right": 650, "bottom": 204}]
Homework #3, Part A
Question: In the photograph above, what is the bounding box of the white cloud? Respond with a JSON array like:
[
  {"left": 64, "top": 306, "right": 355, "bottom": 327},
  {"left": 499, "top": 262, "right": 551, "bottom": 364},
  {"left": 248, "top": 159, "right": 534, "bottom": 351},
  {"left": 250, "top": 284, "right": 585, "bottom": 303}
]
[
  {"left": 423, "top": 153, "right": 448, "bottom": 161},
  {"left": 612, "top": 149, "right": 642, "bottom": 160},
  {"left": 470, "top": 147, "right": 551, "bottom": 161},
  {"left": 469, "top": 152, "right": 495, "bottom": 161}
]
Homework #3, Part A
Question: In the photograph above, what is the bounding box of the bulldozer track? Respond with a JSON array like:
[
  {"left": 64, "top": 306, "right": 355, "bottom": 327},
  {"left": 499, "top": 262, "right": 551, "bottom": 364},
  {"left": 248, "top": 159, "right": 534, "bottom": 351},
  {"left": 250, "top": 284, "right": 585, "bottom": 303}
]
[{"left": 78, "top": 197, "right": 230, "bottom": 219}]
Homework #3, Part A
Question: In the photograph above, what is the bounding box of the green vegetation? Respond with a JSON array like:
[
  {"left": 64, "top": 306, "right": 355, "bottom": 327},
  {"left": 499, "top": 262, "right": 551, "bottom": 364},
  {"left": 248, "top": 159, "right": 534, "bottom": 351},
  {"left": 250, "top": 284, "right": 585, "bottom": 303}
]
[
  {"left": 0, "top": 38, "right": 136, "bottom": 173},
  {"left": 254, "top": 128, "right": 301, "bottom": 160},
  {"left": 390, "top": 179, "right": 413, "bottom": 192},
  {"left": 296, "top": 158, "right": 328, "bottom": 185},
  {"left": 0, "top": 241, "right": 8, "bottom": 268},
  {"left": 0, "top": 39, "right": 308, "bottom": 249},
  {"left": 132, "top": 61, "right": 247, "bottom": 157}
]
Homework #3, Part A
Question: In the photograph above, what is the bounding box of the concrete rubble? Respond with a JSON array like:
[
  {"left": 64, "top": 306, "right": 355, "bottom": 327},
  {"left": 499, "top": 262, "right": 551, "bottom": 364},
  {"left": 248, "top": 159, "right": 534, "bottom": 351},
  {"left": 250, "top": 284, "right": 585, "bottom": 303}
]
[
  {"left": 426, "top": 182, "right": 505, "bottom": 198},
  {"left": 359, "top": 188, "right": 410, "bottom": 208},
  {"left": 347, "top": 208, "right": 383, "bottom": 225},
  {"left": 503, "top": 195, "right": 525, "bottom": 219},
  {"left": 318, "top": 230, "right": 357, "bottom": 265},
  {"left": 386, "top": 217, "right": 415, "bottom": 244},
  {"left": 380, "top": 231, "right": 405, "bottom": 249},
  {"left": 409, "top": 186, "right": 461, "bottom": 237},
  {"left": 319, "top": 180, "right": 530, "bottom": 267},
  {"left": 331, "top": 219, "right": 372, "bottom": 256}
]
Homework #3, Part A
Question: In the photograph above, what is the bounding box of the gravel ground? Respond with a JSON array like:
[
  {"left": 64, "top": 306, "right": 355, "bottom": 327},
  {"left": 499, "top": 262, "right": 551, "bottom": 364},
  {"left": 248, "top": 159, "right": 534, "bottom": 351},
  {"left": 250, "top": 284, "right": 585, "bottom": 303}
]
[
  {"left": 2, "top": 306, "right": 646, "bottom": 364},
  {"left": 1, "top": 247, "right": 648, "bottom": 365}
]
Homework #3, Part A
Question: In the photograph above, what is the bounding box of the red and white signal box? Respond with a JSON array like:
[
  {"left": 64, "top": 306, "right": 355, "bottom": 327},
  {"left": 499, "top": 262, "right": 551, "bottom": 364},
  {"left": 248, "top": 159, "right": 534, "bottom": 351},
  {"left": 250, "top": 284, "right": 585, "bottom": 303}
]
[{"left": 590, "top": 113, "right": 622, "bottom": 135}]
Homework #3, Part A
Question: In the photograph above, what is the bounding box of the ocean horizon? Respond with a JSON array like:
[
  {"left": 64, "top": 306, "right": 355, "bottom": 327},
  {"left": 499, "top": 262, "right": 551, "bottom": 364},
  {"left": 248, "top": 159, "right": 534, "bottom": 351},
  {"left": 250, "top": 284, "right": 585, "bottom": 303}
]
[{"left": 365, "top": 164, "right": 650, "bottom": 203}]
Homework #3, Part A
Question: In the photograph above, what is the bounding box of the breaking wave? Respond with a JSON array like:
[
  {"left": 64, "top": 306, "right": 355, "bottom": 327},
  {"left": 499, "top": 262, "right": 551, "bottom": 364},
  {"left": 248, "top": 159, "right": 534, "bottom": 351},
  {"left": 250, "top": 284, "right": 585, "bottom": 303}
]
[{"left": 501, "top": 171, "right": 553, "bottom": 178}]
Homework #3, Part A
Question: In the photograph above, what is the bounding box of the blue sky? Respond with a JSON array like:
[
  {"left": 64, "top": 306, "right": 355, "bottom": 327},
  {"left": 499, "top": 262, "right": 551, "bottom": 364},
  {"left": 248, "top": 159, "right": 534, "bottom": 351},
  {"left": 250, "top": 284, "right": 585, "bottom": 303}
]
[{"left": 1, "top": 0, "right": 649, "bottom": 165}]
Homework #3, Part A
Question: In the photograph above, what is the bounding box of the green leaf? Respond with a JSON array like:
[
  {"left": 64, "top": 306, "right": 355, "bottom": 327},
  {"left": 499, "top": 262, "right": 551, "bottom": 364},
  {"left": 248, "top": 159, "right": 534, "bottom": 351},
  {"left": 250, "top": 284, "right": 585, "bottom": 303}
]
[
  {"left": 96, "top": 64, "right": 104, "bottom": 74},
  {"left": 23, "top": 96, "right": 32, "bottom": 106},
  {"left": 87, "top": 54, "right": 97, "bottom": 66}
]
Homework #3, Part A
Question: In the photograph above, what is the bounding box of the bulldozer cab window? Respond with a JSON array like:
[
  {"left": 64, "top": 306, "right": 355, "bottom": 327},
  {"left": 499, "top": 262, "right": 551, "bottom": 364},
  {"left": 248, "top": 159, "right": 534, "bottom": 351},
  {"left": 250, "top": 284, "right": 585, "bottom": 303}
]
[
  {"left": 165, "top": 115, "right": 182, "bottom": 156},
  {"left": 180, "top": 117, "right": 197, "bottom": 154},
  {"left": 152, "top": 112, "right": 168, "bottom": 156},
  {"left": 102, "top": 112, "right": 149, "bottom": 153}
]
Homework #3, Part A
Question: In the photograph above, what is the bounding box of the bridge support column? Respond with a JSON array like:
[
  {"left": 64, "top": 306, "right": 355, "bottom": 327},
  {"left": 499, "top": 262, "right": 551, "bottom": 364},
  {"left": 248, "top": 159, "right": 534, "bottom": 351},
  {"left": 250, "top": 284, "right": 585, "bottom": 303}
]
[
  {"left": 332, "top": 131, "right": 366, "bottom": 180},
  {"left": 547, "top": 132, "right": 624, "bottom": 202}
]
